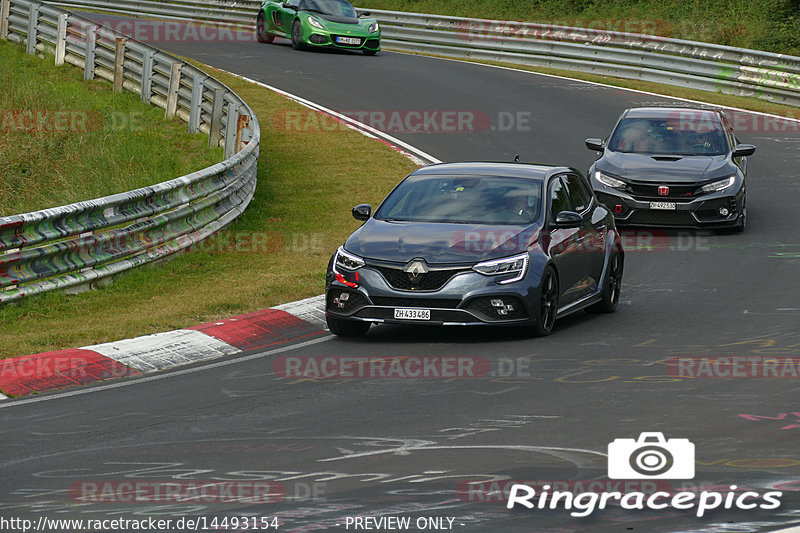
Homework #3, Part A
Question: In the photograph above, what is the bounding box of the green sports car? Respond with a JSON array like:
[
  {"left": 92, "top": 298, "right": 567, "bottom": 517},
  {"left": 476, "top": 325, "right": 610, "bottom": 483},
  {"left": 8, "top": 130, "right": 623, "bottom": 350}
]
[{"left": 256, "top": 0, "right": 380, "bottom": 55}]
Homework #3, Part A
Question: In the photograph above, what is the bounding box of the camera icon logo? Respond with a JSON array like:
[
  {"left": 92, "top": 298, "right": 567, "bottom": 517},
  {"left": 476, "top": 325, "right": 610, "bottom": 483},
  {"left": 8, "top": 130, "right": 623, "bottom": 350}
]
[{"left": 608, "top": 432, "right": 695, "bottom": 479}]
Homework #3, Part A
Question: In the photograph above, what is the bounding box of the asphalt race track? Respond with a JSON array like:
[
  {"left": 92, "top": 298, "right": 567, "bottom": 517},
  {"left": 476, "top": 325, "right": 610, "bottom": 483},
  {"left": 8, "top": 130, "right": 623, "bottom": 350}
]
[{"left": 1, "top": 15, "right": 800, "bottom": 532}]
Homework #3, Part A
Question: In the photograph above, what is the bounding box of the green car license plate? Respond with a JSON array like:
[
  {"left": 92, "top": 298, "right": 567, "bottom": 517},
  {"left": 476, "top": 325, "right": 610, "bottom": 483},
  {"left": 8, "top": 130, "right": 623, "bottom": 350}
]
[{"left": 336, "top": 36, "right": 362, "bottom": 45}]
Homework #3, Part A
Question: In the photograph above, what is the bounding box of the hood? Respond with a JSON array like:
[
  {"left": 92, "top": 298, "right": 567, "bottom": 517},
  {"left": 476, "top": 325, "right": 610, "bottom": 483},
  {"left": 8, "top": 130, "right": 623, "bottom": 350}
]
[
  {"left": 598, "top": 151, "right": 734, "bottom": 183},
  {"left": 344, "top": 219, "right": 540, "bottom": 264},
  {"left": 316, "top": 13, "right": 359, "bottom": 24}
]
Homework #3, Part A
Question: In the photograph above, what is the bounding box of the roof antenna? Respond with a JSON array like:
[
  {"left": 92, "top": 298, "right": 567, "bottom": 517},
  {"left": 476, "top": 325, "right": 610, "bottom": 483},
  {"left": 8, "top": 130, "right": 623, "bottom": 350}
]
[{"left": 513, "top": 154, "right": 520, "bottom": 163}]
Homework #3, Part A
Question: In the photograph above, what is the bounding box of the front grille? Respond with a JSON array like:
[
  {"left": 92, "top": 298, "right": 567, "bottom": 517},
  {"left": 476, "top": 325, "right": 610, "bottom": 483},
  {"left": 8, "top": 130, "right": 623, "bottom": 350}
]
[
  {"left": 327, "top": 290, "right": 370, "bottom": 314},
  {"left": 626, "top": 210, "right": 697, "bottom": 227},
  {"left": 626, "top": 181, "right": 698, "bottom": 201},
  {"left": 364, "top": 39, "right": 380, "bottom": 48},
  {"left": 465, "top": 296, "right": 528, "bottom": 321},
  {"left": 370, "top": 297, "right": 461, "bottom": 309},
  {"left": 370, "top": 265, "right": 470, "bottom": 291},
  {"left": 332, "top": 35, "right": 363, "bottom": 47},
  {"left": 309, "top": 34, "right": 327, "bottom": 44}
]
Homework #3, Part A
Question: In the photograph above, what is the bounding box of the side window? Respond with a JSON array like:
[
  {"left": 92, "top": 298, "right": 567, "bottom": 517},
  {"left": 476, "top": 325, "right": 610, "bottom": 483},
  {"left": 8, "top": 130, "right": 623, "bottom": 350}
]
[
  {"left": 564, "top": 174, "right": 592, "bottom": 213},
  {"left": 549, "top": 177, "right": 572, "bottom": 219}
]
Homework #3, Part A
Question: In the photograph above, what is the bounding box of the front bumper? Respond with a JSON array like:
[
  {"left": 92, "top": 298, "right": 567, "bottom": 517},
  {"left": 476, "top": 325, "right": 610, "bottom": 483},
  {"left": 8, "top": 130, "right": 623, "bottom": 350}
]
[
  {"left": 326, "top": 266, "right": 535, "bottom": 326},
  {"left": 594, "top": 187, "right": 744, "bottom": 229},
  {"left": 302, "top": 23, "right": 380, "bottom": 51}
]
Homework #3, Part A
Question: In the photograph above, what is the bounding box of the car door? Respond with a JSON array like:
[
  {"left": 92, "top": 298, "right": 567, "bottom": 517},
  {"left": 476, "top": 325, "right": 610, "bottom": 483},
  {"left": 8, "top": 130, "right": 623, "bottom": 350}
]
[
  {"left": 563, "top": 173, "right": 606, "bottom": 298},
  {"left": 276, "top": 0, "right": 300, "bottom": 34},
  {"left": 545, "top": 175, "right": 584, "bottom": 307}
]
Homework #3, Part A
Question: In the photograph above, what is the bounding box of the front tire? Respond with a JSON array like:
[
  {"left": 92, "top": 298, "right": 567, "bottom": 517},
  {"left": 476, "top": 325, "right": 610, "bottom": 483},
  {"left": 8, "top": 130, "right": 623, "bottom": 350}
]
[
  {"left": 327, "top": 315, "right": 370, "bottom": 337},
  {"left": 588, "top": 249, "right": 623, "bottom": 314},
  {"left": 291, "top": 20, "right": 306, "bottom": 50},
  {"left": 530, "top": 266, "right": 558, "bottom": 337},
  {"left": 256, "top": 12, "right": 275, "bottom": 43}
]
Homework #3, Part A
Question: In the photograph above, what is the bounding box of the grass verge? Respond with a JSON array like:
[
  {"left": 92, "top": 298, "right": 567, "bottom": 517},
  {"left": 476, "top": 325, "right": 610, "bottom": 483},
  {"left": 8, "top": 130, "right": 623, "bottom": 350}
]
[
  {"left": 0, "top": 49, "right": 418, "bottom": 359},
  {"left": 366, "top": 0, "right": 800, "bottom": 56},
  {"left": 0, "top": 40, "right": 223, "bottom": 216}
]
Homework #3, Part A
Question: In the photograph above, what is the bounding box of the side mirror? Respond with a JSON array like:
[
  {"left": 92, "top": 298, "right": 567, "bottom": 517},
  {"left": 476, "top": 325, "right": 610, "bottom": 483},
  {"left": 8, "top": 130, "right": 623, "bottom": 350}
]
[
  {"left": 352, "top": 204, "right": 371, "bottom": 221},
  {"left": 553, "top": 211, "right": 583, "bottom": 228},
  {"left": 732, "top": 144, "right": 756, "bottom": 157},
  {"left": 358, "top": 10, "right": 371, "bottom": 17},
  {"left": 585, "top": 138, "right": 604, "bottom": 152},
  {"left": 283, "top": 2, "right": 297, "bottom": 9}
]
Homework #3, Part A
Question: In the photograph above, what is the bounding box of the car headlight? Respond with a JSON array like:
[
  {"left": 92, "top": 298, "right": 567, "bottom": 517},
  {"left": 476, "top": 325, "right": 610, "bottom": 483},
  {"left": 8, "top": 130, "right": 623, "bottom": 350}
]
[
  {"left": 700, "top": 176, "right": 735, "bottom": 194},
  {"left": 368, "top": 21, "right": 379, "bottom": 33},
  {"left": 308, "top": 16, "right": 324, "bottom": 29},
  {"left": 334, "top": 246, "right": 364, "bottom": 272},
  {"left": 595, "top": 171, "right": 626, "bottom": 189},
  {"left": 473, "top": 253, "right": 529, "bottom": 284}
]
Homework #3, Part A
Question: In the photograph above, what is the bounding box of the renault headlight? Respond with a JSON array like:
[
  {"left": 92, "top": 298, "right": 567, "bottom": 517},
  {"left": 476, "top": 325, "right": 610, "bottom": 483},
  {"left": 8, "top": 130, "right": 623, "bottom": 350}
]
[
  {"left": 473, "top": 253, "right": 529, "bottom": 284},
  {"left": 334, "top": 247, "right": 364, "bottom": 272},
  {"left": 595, "top": 171, "right": 626, "bottom": 189},
  {"left": 700, "top": 176, "right": 735, "bottom": 194}
]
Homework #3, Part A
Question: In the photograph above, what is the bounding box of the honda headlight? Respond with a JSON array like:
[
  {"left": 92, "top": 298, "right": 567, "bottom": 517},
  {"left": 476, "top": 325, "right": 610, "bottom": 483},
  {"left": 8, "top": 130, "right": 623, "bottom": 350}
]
[
  {"left": 308, "top": 16, "right": 324, "bottom": 29},
  {"left": 700, "top": 176, "right": 735, "bottom": 194},
  {"left": 368, "top": 21, "right": 379, "bottom": 33},
  {"left": 334, "top": 247, "right": 364, "bottom": 272},
  {"left": 595, "top": 171, "right": 626, "bottom": 189},
  {"left": 473, "top": 253, "right": 529, "bottom": 284}
]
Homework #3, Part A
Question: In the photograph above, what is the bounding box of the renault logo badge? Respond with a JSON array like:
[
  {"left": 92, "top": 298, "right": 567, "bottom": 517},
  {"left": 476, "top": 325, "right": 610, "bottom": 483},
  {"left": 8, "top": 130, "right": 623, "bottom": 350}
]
[{"left": 404, "top": 259, "right": 429, "bottom": 283}]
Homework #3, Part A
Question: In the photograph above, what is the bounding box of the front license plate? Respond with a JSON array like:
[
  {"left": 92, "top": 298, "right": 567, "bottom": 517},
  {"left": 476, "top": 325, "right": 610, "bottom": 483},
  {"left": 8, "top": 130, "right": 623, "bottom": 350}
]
[
  {"left": 649, "top": 201, "right": 676, "bottom": 210},
  {"left": 393, "top": 308, "right": 431, "bottom": 320},
  {"left": 336, "top": 36, "right": 362, "bottom": 45}
]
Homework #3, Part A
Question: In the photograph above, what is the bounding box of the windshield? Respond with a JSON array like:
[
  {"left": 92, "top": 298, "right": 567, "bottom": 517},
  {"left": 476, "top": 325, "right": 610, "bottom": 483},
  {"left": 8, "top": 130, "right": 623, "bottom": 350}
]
[
  {"left": 299, "top": 0, "right": 357, "bottom": 17},
  {"left": 608, "top": 116, "right": 729, "bottom": 156},
  {"left": 374, "top": 175, "right": 542, "bottom": 225}
]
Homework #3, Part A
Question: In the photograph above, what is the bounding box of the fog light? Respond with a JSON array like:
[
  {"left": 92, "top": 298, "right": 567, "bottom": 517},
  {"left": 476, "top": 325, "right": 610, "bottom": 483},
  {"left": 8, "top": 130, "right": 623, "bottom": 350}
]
[
  {"left": 497, "top": 309, "right": 508, "bottom": 316},
  {"left": 339, "top": 293, "right": 350, "bottom": 301},
  {"left": 490, "top": 299, "right": 504, "bottom": 308},
  {"left": 719, "top": 207, "right": 730, "bottom": 216}
]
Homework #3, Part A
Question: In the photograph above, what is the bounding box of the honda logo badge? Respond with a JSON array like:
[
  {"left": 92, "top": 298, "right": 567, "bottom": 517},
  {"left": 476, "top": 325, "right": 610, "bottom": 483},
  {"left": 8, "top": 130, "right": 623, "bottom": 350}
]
[{"left": 658, "top": 186, "right": 669, "bottom": 196}]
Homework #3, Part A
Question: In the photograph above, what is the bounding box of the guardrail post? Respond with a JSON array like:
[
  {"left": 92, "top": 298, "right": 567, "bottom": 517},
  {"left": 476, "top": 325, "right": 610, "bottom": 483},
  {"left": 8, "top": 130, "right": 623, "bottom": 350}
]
[
  {"left": 26, "top": 3, "right": 40, "bottom": 55},
  {"left": 189, "top": 73, "right": 206, "bottom": 134},
  {"left": 235, "top": 114, "right": 248, "bottom": 153},
  {"left": 55, "top": 14, "right": 68, "bottom": 66},
  {"left": 165, "top": 62, "right": 182, "bottom": 118},
  {"left": 113, "top": 37, "right": 127, "bottom": 92},
  {"left": 209, "top": 88, "right": 225, "bottom": 148},
  {"left": 1, "top": 0, "right": 10, "bottom": 40},
  {"left": 84, "top": 24, "right": 96, "bottom": 80},
  {"left": 224, "top": 102, "right": 240, "bottom": 158},
  {"left": 141, "top": 50, "right": 155, "bottom": 103}
]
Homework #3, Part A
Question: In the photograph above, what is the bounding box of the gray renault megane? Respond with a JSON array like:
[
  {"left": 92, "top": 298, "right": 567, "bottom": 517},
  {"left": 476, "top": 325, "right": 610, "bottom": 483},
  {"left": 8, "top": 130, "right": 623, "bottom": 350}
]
[{"left": 324, "top": 162, "right": 624, "bottom": 337}]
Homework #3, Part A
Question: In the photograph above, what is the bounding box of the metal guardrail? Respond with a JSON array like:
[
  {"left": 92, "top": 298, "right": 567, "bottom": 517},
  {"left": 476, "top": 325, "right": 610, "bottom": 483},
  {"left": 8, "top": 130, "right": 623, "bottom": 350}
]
[
  {"left": 46, "top": 0, "right": 800, "bottom": 108},
  {"left": 0, "top": 0, "right": 260, "bottom": 304}
]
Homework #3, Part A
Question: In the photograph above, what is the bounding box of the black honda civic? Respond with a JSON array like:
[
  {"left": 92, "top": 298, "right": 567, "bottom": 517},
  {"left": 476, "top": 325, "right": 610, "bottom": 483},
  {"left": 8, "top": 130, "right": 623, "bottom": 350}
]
[
  {"left": 325, "top": 162, "right": 624, "bottom": 337},
  {"left": 585, "top": 107, "right": 755, "bottom": 232}
]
